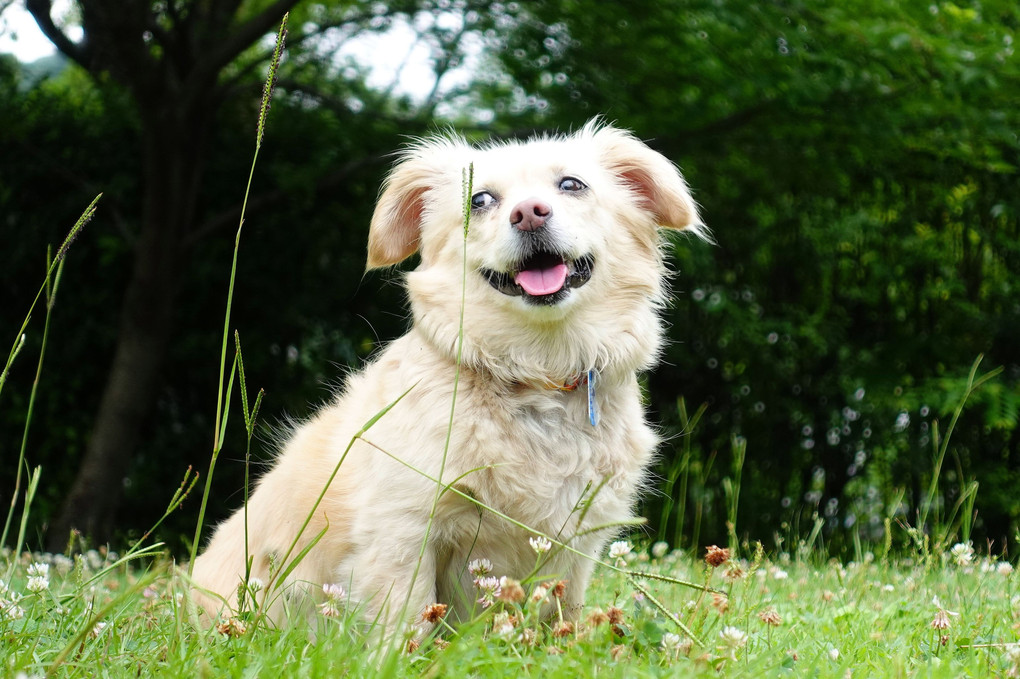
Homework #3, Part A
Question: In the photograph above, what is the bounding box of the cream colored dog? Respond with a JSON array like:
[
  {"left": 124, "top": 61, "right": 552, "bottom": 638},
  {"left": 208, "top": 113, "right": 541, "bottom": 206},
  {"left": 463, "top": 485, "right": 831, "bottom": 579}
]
[{"left": 191, "top": 119, "right": 706, "bottom": 635}]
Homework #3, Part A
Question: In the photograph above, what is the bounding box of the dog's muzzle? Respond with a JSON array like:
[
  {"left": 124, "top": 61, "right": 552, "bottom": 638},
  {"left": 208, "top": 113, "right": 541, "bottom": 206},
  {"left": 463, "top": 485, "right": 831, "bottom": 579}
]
[{"left": 481, "top": 251, "right": 595, "bottom": 306}]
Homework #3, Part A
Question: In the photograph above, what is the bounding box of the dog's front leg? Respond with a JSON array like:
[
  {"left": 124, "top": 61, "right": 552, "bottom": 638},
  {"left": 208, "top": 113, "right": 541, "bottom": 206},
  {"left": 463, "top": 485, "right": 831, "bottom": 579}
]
[
  {"left": 559, "top": 545, "right": 601, "bottom": 621},
  {"left": 343, "top": 533, "right": 440, "bottom": 648}
]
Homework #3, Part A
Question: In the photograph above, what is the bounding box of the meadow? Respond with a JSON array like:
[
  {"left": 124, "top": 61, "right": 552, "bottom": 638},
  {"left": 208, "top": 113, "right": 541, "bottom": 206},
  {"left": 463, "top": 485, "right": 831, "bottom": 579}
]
[{"left": 1, "top": 537, "right": 1018, "bottom": 677}]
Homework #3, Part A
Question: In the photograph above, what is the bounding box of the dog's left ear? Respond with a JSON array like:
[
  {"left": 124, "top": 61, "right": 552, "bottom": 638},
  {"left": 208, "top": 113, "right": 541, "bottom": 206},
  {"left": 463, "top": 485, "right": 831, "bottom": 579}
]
[{"left": 589, "top": 122, "right": 708, "bottom": 238}]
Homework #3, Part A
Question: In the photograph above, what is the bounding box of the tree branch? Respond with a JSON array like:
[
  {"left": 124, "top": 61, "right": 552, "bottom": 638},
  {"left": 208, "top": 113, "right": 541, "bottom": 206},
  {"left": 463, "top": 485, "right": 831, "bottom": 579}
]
[
  {"left": 199, "top": 0, "right": 302, "bottom": 82},
  {"left": 25, "top": 0, "right": 91, "bottom": 70}
]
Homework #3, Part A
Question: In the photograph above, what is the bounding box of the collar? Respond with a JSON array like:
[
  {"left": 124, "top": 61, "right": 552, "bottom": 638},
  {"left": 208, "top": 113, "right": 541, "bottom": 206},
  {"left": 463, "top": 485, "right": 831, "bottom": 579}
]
[
  {"left": 515, "top": 369, "right": 600, "bottom": 426},
  {"left": 532, "top": 374, "right": 586, "bottom": 392}
]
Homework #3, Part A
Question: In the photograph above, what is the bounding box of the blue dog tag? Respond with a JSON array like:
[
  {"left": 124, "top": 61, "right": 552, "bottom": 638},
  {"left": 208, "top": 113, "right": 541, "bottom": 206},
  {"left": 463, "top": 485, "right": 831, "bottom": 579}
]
[{"left": 587, "top": 369, "right": 599, "bottom": 427}]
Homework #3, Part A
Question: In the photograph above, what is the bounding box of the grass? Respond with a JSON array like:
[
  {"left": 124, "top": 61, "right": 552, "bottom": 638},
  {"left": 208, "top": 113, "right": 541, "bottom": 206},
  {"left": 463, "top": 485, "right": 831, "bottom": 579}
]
[
  {"left": 3, "top": 13, "right": 1019, "bottom": 679},
  {"left": 1, "top": 541, "right": 1018, "bottom": 677}
]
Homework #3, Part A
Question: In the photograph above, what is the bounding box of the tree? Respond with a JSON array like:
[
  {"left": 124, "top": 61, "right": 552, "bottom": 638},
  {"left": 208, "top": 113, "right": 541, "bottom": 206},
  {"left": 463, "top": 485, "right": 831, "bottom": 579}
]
[
  {"left": 20, "top": 0, "right": 303, "bottom": 548},
  {"left": 10, "top": 0, "right": 504, "bottom": 549}
]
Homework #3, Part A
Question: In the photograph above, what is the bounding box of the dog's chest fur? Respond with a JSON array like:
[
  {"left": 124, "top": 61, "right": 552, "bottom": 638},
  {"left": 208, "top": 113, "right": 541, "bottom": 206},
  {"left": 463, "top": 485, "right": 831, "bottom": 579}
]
[{"left": 330, "top": 331, "right": 655, "bottom": 594}]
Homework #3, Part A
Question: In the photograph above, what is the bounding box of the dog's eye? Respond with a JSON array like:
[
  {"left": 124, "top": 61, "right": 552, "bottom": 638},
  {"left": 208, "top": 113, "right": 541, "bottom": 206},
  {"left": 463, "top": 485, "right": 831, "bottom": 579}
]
[
  {"left": 559, "top": 177, "right": 587, "bottom": 193},
  {"left": 471, "top": 191, "right": 497, "bottom": 210}
]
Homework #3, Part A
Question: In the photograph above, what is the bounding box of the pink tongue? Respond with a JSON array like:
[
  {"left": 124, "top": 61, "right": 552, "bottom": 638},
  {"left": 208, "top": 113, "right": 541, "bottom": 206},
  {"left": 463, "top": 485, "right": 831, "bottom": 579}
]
[{"left": 515, "top": 262, "right": 569, "bottom": 296}]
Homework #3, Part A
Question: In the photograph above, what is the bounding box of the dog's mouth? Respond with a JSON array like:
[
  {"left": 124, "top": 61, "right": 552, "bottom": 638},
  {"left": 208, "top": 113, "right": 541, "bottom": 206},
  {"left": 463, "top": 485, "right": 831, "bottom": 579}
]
[{"left": 481, "top": 252, "right": 595, "bottom": 305}]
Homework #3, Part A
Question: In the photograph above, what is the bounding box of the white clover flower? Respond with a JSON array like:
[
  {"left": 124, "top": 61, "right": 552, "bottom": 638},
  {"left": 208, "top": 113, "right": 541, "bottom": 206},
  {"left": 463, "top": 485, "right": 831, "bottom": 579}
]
[
  {"left": 26, "top": 576, "right": 49, "bottom": 593},
  {"left": 930, "top": 595, "right": 959, "bottom": 630},
  {"left": 85, "top": 550, "right": 103, "bottom": 570},
  {"left": 491, "top": 611, "right": 515, "bottom": 637},
  {"left": 52, "top": 555, "right": 74, "bottom": 576},
  {"left": 319, "top": 583, "right": 345, "bottom": 618},
  {"left": 719, "top": 625, "right": 747, "bottom": 649},
  {"left": 1, "top": 599, "right": 25, "bottom": 621},
  {"left": 771, "top": 567, "right": 789, "bottom": 580},
  {"left": 828, "top": 647, "right": 840, "bottom": 660},
  {"left": 468, "top": 558, "right": 492, "bottom": 577},
  {"left": 661, "top": 632, "right": 682, "bottom": 650},
  {"left": 608, "top": 540, "right": 632, "bottom": 560},
  {"left": 319, "top": 599, "right": 342, "bottom": 618},
  {"left": 0, "top": 579, "right": 25, "bottom": 620},
  {"left": 651, "top": 541, "right": 669, "bottom": 559},
  {"left": 996, "top": 561, "right": 1014, "bottom": 576},
  {"left": 475, "top": 576, "right": 501, "bottom": 609},
  {"left": 246, "top": 577, "right": 264, "bottom": 593},
  {"left": 529, "top": 536, "right": 552, "bottom": 555},
  {"left": 950, "top": 542, "right": 974, "bottom": 566},
  {"left": 27, "top": 562, "right": 49, "bottom": 579},
  {"left": 529, "top": 584, "right": 549, "bottom": 605},
  {"left": 516, "top": 627, "right": 538, "bottom": 646},
  {"left": 322, "top": 583, "right": 345, "bottom": 601}
]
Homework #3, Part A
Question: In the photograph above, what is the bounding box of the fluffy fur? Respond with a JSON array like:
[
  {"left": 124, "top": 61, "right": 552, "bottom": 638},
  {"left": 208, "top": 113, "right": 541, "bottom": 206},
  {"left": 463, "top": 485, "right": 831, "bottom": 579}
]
[{"left": 191, "top": 119, "right": 706, "bottom": 634}]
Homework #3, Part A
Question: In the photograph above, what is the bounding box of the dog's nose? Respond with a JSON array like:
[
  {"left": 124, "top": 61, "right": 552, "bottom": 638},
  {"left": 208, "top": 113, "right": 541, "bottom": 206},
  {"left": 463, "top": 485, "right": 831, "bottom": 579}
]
[{"left": 510, "top": 198, "right": 552, "bottom": 232}]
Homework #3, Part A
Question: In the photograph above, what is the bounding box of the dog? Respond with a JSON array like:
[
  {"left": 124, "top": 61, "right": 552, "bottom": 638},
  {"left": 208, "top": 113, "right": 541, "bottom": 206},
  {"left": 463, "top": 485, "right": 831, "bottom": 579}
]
[{"left": 191, "top": 118, "right": 707, "bottom": 637}]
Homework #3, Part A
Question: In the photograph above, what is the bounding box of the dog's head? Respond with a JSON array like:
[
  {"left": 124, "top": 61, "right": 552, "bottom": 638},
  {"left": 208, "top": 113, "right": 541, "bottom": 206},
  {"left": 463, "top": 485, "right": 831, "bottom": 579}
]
[{"left": 367, "top": 119, "right": 708, "bottom": 385}]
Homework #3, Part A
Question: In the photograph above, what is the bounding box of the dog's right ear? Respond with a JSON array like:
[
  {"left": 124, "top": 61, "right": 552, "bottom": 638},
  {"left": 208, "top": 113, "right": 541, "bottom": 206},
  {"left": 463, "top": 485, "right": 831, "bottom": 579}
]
[
  {"left": 366, "top": 154, "right": 431, "bottom": 269},
  {"left": 367, "top": 136, "right": 466, "bottom": 270}
]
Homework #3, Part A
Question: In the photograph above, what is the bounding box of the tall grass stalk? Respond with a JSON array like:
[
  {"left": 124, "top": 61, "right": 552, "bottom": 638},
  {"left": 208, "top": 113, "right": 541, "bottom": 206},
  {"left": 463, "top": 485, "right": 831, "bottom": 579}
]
[
  {"left": 1, "top": 250, "right": 62, "bottom": 568},
  {"left": 659, "top": 398, "right": 707, "bottom": 550},
  {"left": 914, "top": 354, "right": 1002, "bottom": 559},
  {"left": 723, "top": 434, "right": 746, "bottom": 553},
  {"left": 234, "top": 330, "right": 265, "bottom": 599},
  {"left": 188, "top": 14, "right": 288, "bottom": 573},
  {"left": 690, "top": 450, "right": 716, "bottom": 554},
  {"left": 1, "top": 196, "right": 98, "bottom": 557},
  {"left": 0, "top": 194, "right": 99, "bottom": 401}
]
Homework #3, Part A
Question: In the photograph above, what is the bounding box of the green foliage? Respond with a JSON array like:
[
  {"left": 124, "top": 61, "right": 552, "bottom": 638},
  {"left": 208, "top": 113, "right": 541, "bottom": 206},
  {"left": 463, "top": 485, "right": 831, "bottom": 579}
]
[{"left": 485, "top": 0, "right": 1020, "bottom": 554}]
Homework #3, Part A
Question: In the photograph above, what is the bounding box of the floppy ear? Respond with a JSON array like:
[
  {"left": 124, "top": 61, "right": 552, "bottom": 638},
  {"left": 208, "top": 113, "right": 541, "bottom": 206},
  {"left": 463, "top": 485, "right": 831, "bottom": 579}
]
[
  {"left": 366, "top": 153, "right": 433, "bottom": 269},
  {"left": 367, "top": 135, "right": 473, "bottom": 268},
  {"left": 587, "top": 120, "right": 710, "bottom": 239}
]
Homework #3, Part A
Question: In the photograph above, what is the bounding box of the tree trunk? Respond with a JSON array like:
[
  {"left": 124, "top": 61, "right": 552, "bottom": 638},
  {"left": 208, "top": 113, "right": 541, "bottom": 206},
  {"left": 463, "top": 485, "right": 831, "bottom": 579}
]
[{"left": 47, "top": 107, "right": 208, "bottom": 550}]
